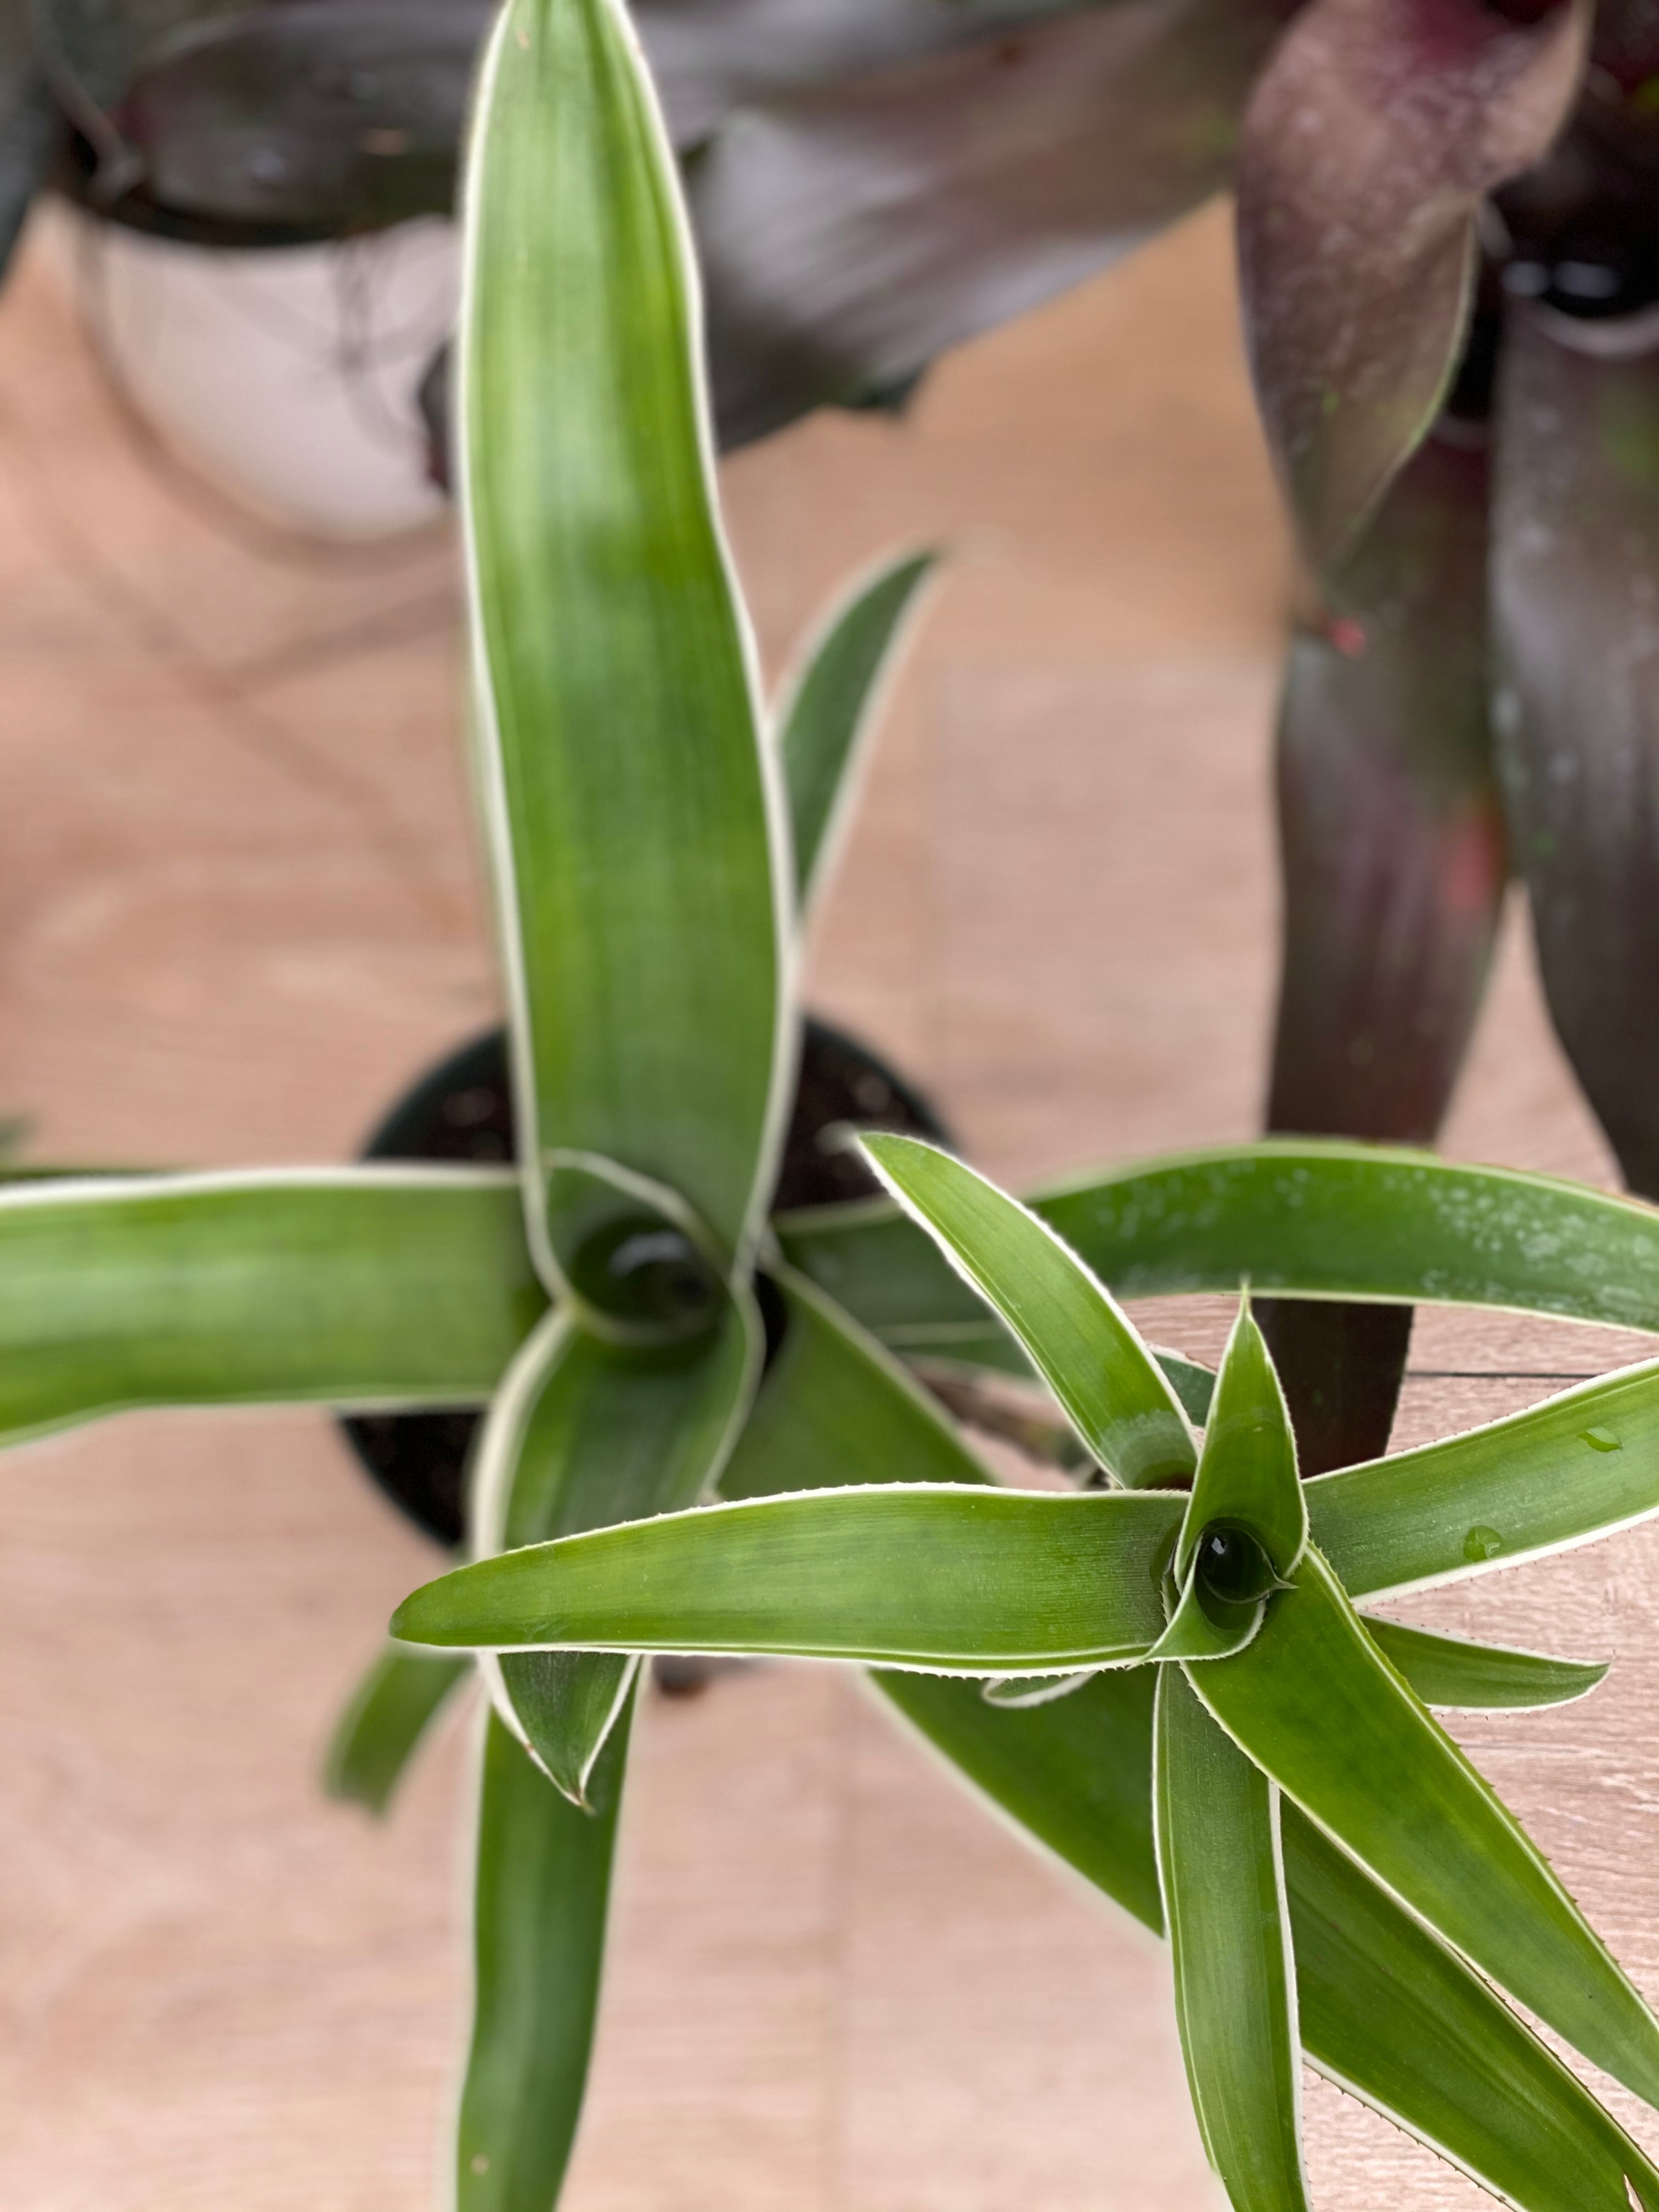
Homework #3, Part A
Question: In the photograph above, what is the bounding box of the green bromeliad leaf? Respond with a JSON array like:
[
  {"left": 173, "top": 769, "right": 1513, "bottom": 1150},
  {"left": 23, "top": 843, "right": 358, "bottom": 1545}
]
[
  {"left": 1191, "top": 1547, "right": 1659, "bottom": 2113},
  {"left": 780, "top": 1141, "right": 1659, "bottom": 1345},
  {"left": 1286, "top": 1804, "right": 1659, "bottom": 2212},
  {"left": 881, "top": 1667, "right": 1165, "bottom": 1933},
  {"left": 1156, "top": 1666, "right": 1309, "bottom": 2212},
  {"left": 458, "top": 1702, "right": 632, "bottom": 2212},
  {"left": 0, "top": 1168, "right": 541, "bottom": 1447},
  {"left": 474, "top": 1299, "right": 759, "bottom": 1805},
  {"left": 979, "top": 1671, "right": 1094, "bottom": 1709},
  {"left": 1146, "top": 1571, "right": 1264, "bottom": 1665},
  {"left": 1305, "top": 1358, "right": 1659, "bottom": 1597},
  {"left": 861, "top": 1132, "right": 1196, "bottom": 1487},
  {"left": 1148, "top": 1302, "right": 1303, "bottom": 1666},
  {"left": 324, "top": 1645, "right": 471, "bottom": 1817},
  {"left": 778, "top": 549, "right": 939, "bottom": 918},
  {"left": 6, "top": 1145, "right": 1659, "bottom": 1453},
  {"left": 392, "top": 1485, "right": 1178, "bottom": 1672},
  {"left": 1175, "top": 1302, "right": 1305, "bottom": 1583},
  {"left": 461, "top": 0, "right": 789, "bottom": 1284},
  {"left": 888, "top": 1673, "right": 1659, "bottom": 2211},
  {"left": 719, "top": 1266, "right": 990, "bottom": 1500},
  {"left": 1363, "top": 1618, "right": 1607, "bottom": 1713}
]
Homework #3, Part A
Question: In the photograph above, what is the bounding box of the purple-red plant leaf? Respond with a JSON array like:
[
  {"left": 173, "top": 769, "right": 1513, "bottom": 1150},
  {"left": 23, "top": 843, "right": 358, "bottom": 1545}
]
[
  {"left": 1494, "top": 300, "right": 1659, "bottom": 1199},
  {"left": 1261, "top": 427, "right": 1505, "bottom": 1468},
  {"left": 1238, "top": 0, "right": 1588, "bottom": 567},
  {"left": 692, "top": 0, "right": 1296, "bottom": 445}
]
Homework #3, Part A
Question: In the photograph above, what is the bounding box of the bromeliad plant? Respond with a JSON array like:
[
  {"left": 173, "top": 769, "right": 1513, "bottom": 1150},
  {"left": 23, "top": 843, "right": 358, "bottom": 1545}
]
[
  {"left": 396, "top": 1131, "right": 1659, "bottom": 2212},
  {"left": 16, "top": 1, "right": 1659, "bottom": 2206},
  {"left": 19, "top": 0, "right": 1659, "bottom": 1497}
]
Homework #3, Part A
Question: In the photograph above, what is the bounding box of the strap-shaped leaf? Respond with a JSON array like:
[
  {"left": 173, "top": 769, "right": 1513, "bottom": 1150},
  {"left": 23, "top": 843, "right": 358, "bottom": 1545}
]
[
  {"left": 1176, "top": 1302, "right": 1306, "bottom": 1582},
  {"left": 878, "top": 1666, "right": 1165, "bottom": 1934},
  {"left": 392, "top": 1485, "right": 1180, "bottom": 1671},
  {"left": 778, "top": 549, "right": 938, "bottom": 917},
  {"left": 887, "top": 1671, "right": 1659, "bottom": 2209},
  {"left": 1237, "top": 0, "right": 1588, "bottom": 565},
  {"left": 1261, "top": 428, "right": 1504, "bottom": 1474},
  {"left": 719, "top": 1265, "right": 990, "bottom": 1502},
  {"left": 8, "top": 1146, "right": 1659, "bottom": 1454},
  {"left": 1156, "top": 1666, "right": 1309, "bottom": 2212},
  {"left": 1147, "top": 1571, "right": 1265, "bottom": 1664},
  {"left": 1154, "top": 1348, "right": 1216, "bottom": 1427},
  {"left": 1191, "top": 1546, "right": 1659, "bottom": 2111},
  {"left": 1287, "top": 1805, "right": 1659, "bottom": 2212},
  {"left": 461, "top": 0, "right": 789, "bottom": 1280},
  {"left": 861, "top": 1132, "right": 1196, "bottom": 1487},
  {"left": 780, "top": 1141, "right": 1659, "bottom": 1341},
  {"left": 1493, "top": 301, "right": 1659, "bottom": 1201},
  {"left": 475, "top": 1299, "right": 759, "bottom": 1804},
  {"left": 324, "top": 1646, "right": 471, "bottom": 1816},
  {"left": 458, "top": 1702, "right": 631, "bottom": 2212},
  {"left": 0, "top": 1168, "right": 540, "bottom": 1446},
  {"left": 1365, "top": 1618, "right": 1607, "bottom": 1713},
  {"left": 1306, "top": 1357, "right": 1659, "bottom": 1597}
]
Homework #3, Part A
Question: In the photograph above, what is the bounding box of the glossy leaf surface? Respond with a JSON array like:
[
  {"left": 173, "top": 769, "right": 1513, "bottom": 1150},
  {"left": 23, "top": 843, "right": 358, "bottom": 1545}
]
[
  {"left": 780, "top": 548, "right": 938, "bottom": 916},
  {"left": 1364, "top": 1617, "right": 1607, "bottom": 1711},
  {"left": 458, "top": 1703, "right": 630, "bottom": 2212},
  {"left": 393, "top": 1485, "right": 1180, "bottom": 1671},
  {"left": 1288, "top": 1803, "right": 1659, "bottom": 2212},
  {"left": 324, "top": 1645, "right": 471, "bottom": 1817},
  {"left": 1156, "top": 1666, "right": 1308, "bottom": 2211},
  {"left": 0, "top": 1169, "right": 541, "bottom": 1446},
  {"left": 1176, "top": 1303, "right": 1305, "bottom": 1581},
  {"left": 1494, "top": 303, "right": 1659, "bottom": 1200},
  {"left": 1262, "top": 429, "right": 1504, "bottom": 1472},
  {"left": 888, "top": 1666, "right": 1659, "bottom": 2209},
  {"left": 1192, "top": 1547, "right": 1659, "bottom": 2109},
  {"left": 1306, "top": 1357, "right": 1659, "bottom": 1595},
  {"left": 462, "top": 0, "right": 786, "bottom": 1277},
  {"left": 1237, "top": 0, "right": 1588, "bottom": 564},
  {"left": 476, "top": 1300, "right": 758, "bottom": 1804},
  {"left": 780, "top": 1142, "right": 1659, "bottom": 1341},
  {"left": 862, "top": 1132, "right": 1196, "bottom": 1488},
  {"left": 116, "top": 0, "right": 483, "bottom": 233},
  {"left": 880, "top": 1666, "right": 1165, "bottom": 1933},
  {"left": 1147, "top": 1569, "right": 1265, "bottom": 1663}
]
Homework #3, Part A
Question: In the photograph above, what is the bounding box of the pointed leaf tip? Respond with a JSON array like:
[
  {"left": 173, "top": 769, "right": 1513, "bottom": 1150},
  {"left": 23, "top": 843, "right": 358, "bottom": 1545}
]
[
  {"left": 1175, "top": 1300, "right": 1306, "bottom": 1588},
  {"left": 859, "top": 1133, "right": 1197, "bottom": 1488}
]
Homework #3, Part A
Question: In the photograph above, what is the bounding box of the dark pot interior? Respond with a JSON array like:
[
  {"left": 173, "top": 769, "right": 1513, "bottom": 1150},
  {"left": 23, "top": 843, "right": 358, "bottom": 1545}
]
[{"left": 340, "top": 1017, "right": 947, "bottom": 1546}]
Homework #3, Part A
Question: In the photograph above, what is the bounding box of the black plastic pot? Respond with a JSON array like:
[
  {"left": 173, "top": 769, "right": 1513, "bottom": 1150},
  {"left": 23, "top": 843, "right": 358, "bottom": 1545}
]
[{"left": 340, "top": 1018, "right": 947, "bottom": 1546}]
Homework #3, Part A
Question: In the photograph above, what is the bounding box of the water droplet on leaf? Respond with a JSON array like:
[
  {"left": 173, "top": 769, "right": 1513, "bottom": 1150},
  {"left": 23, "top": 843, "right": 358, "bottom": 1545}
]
[
  {"left": 1463, "top": 1524, "right": 1504, "bottom": 1562},
  {"left": 1582, "top": 1426, "right": 1622, "bottom": 1452},
  {"left": 1194, "top": 1522, "right": 1277, "bottom": 1605},
  {"left": 569, "top": 1216, "right": 720, "bottom": 1335}
]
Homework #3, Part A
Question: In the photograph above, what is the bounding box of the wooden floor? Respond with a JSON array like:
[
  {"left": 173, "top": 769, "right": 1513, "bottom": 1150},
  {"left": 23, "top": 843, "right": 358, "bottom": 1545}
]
[{"left": 3, "top": 197, "right": 1658, "bottom": 2210}]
